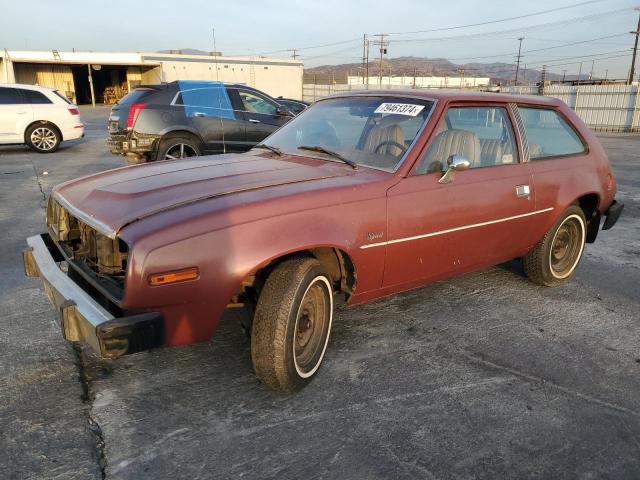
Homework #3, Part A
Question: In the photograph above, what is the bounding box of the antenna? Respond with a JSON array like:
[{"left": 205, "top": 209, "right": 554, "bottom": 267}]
[
  {"left": 212, "top": 27, "right": 219, "bottom": 81},
  {"left": 212, "top": 27, "right": 225, "bottom": 153}
]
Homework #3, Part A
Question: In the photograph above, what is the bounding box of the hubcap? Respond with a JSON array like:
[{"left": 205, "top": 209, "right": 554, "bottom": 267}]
[
  {"left": 30, "top": 127, "right": 57, "bottom": 151},
  {"left": 164, "top": 143, "right": 197, "bottom": 160},
  {"left": 549, "top": 215, "right": 584, "bottom": 278},
  {"left": 293, "top": 277, "right": 333, "bottom": 378}
]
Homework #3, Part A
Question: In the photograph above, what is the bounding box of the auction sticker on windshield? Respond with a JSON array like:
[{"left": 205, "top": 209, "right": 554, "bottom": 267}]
[{"left": 374, "top": 103, "right": 425, "bottom": 116}]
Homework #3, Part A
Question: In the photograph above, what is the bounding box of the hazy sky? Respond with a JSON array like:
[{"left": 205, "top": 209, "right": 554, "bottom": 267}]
[{"left": 1, "top": 0, "right": 638, "bottom": 78}]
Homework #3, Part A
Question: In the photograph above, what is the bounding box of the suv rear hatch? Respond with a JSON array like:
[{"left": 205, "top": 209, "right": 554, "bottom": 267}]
[{"left": 108, "top": 87, "right": 163, "bottom": 134}]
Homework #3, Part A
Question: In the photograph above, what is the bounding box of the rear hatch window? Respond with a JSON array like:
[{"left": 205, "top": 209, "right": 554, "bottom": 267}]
[{"left": 117, "top": 89, "right": 156, "bottom": 105}]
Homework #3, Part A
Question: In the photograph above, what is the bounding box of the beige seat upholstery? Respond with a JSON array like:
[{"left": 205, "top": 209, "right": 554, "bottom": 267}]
[
  {"left": 528, "top": 143, "right": 543, "bottom": 159},
  {"left": 363, "top": 123, "right": 405, "bottom": 157},
  {"left": 479, "top": 139, "right": 503, "bottom": 167},
  {"left": 416, "top": 129, "right": 481, "bottom": 174}
]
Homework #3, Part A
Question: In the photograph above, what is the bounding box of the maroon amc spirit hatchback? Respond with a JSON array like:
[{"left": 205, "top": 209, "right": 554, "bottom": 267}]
[{"left": 24, "top": 90, "right": 623, "bottom": 392}]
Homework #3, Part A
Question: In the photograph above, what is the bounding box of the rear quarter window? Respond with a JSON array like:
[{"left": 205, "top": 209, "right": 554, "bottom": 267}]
[
  {"left": 518, "top": 106, "right": 586, "bottom": 159},
  {"left": 20, "top": 89, "right": 53, "bottom": 104}
]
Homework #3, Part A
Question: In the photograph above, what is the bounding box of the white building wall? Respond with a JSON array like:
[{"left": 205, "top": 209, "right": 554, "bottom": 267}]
[
  {"left": 347, "top": 75, "right": 490, "bottom": 88},
  {"left": 0, "top": 50, "right": 304, "bottom": 100},
  {"left": 151, "top": 56, "right": 303, "bottom": 99}
]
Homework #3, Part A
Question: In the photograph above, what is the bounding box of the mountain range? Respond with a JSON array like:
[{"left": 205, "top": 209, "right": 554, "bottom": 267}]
[{"left": 304, "top": 56, "right": 569, "bottom": 84}]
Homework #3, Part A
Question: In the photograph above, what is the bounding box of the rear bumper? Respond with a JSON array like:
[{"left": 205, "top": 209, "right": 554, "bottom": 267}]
[
  {"left": 603, "top": 199, "right": 623, "bottom": 230},
  {"left": 23, "top": 234, "right": 164, "bottom": 358},
  {"left": 61, "top": 125, "right": 85, "bottom": 141},
  {"left": 107, "top": 132, "right": 158, "bottom": 157}
]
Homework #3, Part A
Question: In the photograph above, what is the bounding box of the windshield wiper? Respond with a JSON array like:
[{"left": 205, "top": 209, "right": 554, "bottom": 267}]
[
  {"left": 254, "top": 143, "right": 283, "bottom": 156},
  {"left": 297, "top": 145, "right": 358, "bottom": 169}
]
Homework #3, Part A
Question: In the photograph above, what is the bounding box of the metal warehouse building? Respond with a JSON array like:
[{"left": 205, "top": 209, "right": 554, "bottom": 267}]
[{"left": 0, "top": 49, "right": 303, "bottom": 105}]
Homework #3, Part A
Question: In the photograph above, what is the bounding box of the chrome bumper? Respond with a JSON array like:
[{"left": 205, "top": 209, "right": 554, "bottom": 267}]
[{"left": 23, "top": 234, "right": 164, "bottom": 358}]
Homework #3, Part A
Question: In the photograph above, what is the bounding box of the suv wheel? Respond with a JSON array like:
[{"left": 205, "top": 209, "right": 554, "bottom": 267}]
[
  {"left": 155, "top": 136, "right": 201, "bottom": 161},
  {"left": 251, "top": 258, "right": 334, "bottom": 392},
  {"left": 26, "top": 122, "right": 61, "bottom": 153},
  {"left": 523, "top": 205, "right": 586, "bottom": 286}
]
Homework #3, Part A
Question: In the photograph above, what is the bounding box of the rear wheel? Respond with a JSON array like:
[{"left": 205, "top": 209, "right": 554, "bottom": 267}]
[
  {"left": 251, "top": 258, "right": 334, "bottom": 392},
  {"left": 26, "top": 122, "right": 61, "bottom": 153},
  {"left": 155, "top": 135, "right": 201, "bottom": 161},
  {"left": 523, "top": 205, "right": 586, "bottom": 286}
]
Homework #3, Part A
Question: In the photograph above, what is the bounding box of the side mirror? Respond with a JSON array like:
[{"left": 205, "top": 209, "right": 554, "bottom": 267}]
[
  {"left": 438, "top": 154, "right": 471, "bottom": 184},
  {"left": 276, "top": 106, "right": 294, "bottom": 117}
]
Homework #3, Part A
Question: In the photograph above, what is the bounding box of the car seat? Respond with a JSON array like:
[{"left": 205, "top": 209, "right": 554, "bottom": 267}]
[
  {"left": 416, "top": 129, "right": 481, "bottom": 174},
  {"left": 363, "top": 118, "right": 405, "bottom": 157}
]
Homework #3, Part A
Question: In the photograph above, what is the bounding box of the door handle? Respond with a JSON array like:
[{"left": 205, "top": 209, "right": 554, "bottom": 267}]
[
  {"left": 515, "top": 185, "right": 530, "bottom": 197},
  {"left": 249, "top": 119, "right": 261, "bottom": 124},
  {"left": 193, "top": 112, "right": 206, "bottom": 117}
]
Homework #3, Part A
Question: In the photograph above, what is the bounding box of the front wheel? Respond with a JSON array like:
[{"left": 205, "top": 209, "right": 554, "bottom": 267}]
[
  {"left": 523, "top": 205, "right": 586, "bottom": 287},
  {"left": 251, "top": 258, "right": 334, "bottom": 392}
]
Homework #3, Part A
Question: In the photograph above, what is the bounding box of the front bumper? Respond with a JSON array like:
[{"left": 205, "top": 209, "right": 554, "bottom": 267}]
[{"left": 23, "top": 234, "right": 164, "bottom": 358}]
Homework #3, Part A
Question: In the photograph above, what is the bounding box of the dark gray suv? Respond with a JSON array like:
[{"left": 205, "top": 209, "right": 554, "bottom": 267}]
[{"left": 107, "top": 81, "right": 295, "bottom": 163}]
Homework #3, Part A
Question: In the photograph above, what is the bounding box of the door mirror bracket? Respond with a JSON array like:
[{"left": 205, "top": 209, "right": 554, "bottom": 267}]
[{"left": 438, "top": 154, "right": 471, "bottom": 184}]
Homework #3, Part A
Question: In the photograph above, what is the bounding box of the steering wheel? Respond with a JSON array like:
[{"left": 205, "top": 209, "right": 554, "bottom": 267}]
[{"left": 374, "top": 140, "right": 407, "bottom": 156}]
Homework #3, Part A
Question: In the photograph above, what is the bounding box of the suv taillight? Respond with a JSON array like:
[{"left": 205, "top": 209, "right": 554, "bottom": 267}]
[
  {"left": 127, "top": 103, "right": 147, "bottom": 130},
  {"left": 68, "top": 107, "right": 80, "bottom": 115}
]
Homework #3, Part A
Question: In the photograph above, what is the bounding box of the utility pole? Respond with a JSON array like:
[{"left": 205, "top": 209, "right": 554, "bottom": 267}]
[
  {"left": 539, "top": 65, "right": 547, "bottom": 95},
  {"left": 577, "top": 61, "right": 583, "bottom": 86},
  {"left": 514, "top": 37, "right": 524, "bottom": 85},
  {"left": 373, "top": 33, "right": 388, "bottom": 86},
  {"left": 457, "top": 67, "right": 466, "bottom": 88},
  {"left": 562, "top": 70, "right": 567, "bottom": 82},
  {"left": 362, "top": 34, "right": 367, "bottom": 85},
  {"left": 590, "top": 59, "right": 595, "bottom": 80},
  {"left": 288, "top": 49, "right": 299, "bottom": 60},
  {"left": 365, "top": 37, "right": 370, "bottom": 87},
  {"left": 629, "top": 7, "right": 640, "bottom": 85}
]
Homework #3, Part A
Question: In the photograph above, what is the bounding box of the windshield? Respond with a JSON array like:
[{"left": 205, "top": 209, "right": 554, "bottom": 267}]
[{"left": 264, "top": 96, "right": 434, "bottom": 171}]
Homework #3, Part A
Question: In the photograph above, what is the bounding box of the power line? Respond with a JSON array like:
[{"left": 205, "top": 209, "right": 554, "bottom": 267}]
[
  {"left": 387, "top": 0, "right": 605, "bottom": 35},
  {"left": 390, "top": 8, "right": 629, "bottom": 44},
  {"left": 238, "top": 4, "right": 627, "bottom": 59},
  {"left": 256, "top": 38, "right": 362, "bottom": 56},
  {"left": 438, "top": 33, "right": 628, "bottom": 63}
]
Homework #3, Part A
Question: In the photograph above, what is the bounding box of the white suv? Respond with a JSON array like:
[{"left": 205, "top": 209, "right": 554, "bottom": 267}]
[{"left": 0, "top": 83, "right": 84, "bottom": 153}]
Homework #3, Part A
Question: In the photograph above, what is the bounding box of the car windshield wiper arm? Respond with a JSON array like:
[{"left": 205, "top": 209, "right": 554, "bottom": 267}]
[
  {"left": 297, "top": 145, "right": 358, "bottom": 169},
  {"left": 254, "top": 143, "right": 283, "bottom": 156}
]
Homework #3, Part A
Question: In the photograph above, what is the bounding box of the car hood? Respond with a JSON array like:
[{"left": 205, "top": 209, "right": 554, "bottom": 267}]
[{"left": 52, "top": 152, "right": 356, "bottom": 238}]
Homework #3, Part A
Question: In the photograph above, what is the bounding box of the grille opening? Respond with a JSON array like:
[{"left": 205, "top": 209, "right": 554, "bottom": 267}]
[{"left": 48, "top": 200, "right": 128, "bottom": 282}]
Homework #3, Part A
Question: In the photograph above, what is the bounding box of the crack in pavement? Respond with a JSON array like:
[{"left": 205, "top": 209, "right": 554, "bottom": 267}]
[
  {"left": 464, "top": 352, "right": 640, "bottom": 418},
  {"left": 29, "top": 166, "right": 106, "bottom": 479},
  {"left": 29, "top": 158, "right": 46, "bottom": 203},
  {"left": 73, "top": 344, "right": 107, "bottom": 480}
]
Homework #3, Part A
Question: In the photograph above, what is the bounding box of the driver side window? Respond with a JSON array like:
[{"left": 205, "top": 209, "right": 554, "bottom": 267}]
[{"left": 414, "top": 106, "right": 519, "bottom": 175}]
